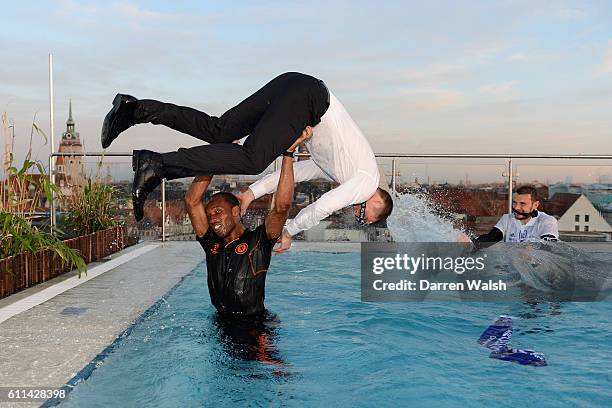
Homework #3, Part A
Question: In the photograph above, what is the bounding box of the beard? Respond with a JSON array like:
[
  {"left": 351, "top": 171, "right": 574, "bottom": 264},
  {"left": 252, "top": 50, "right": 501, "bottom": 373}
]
[{"left": 512, "top": 208, "right": 537, "bottom": 219}]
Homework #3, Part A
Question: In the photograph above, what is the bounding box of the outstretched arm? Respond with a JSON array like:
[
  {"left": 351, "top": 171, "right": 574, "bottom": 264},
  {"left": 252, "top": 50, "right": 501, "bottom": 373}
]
[
  {"left": 264, "top": 154, "right": 294, "bottom": 241},
  {"left": 185, "top": 176, "right": 213, "bottom": 237},
  {"left": 284, "top": 172, "right": 378, "bottom": 237},
  {"left": 473, "top": 227, "right": 503, "bottom": 250},
  {"left": 262, "top": 126, "right": 315, "bottom": 241}
]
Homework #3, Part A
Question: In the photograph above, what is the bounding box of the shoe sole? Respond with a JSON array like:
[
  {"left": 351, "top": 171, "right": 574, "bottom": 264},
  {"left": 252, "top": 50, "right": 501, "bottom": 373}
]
[
  {"left": 101, "top": 94, "right": 123, "bottom": 148},
  {"left": 132, "top": 150, "right": 139, "bottom": 172},
  {"left": 132, "top": 151, "right": 142, "bottom": 221}
]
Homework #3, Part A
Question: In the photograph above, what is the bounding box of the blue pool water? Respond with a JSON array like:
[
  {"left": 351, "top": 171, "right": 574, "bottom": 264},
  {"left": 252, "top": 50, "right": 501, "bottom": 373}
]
[{"left": 57, "top": 251, "right": 611, "bottom": 407}]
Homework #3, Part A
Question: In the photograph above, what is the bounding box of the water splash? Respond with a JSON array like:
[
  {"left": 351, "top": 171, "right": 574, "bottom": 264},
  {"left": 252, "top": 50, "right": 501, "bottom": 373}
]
[
  {"left": 387, "top": 193, "right": 466, "bottom": 242},
  {"left": 501, "top": 241, "right": 612, "bottom": 299},
  {"left": 386, "top": 193, "right": 612, "bottom": 299}
]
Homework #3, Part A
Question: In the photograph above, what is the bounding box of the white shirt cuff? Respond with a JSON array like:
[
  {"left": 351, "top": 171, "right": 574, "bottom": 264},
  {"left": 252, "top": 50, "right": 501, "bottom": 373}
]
[
  {"left": 249, "top": 183, "right": 270, "bottom": 200},
  {"left": 285, "top": 222, "right": 301, "bottom": 237}
]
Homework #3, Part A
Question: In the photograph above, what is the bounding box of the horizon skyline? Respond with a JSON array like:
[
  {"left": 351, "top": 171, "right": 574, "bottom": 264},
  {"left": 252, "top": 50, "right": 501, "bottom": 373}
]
[
  {"left": 11, "top": 94, "right": 612, "bottom": 186},
  {"left": 67, "top": 152, "right": 612, "bottom": 186},
  {"left": 27, "top": 92, "right": 612, "bottom": 186}
]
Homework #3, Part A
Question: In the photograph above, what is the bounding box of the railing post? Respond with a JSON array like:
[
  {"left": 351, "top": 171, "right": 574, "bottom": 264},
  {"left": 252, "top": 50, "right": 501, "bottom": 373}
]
[
  {"left": 507, "top": 158, "right": 513, "bottom": 213},
  {"left": 391, "top": 159, "right": 397, "bottom": 193},
  {"left": 49, "top": 154, "right": 55, "bottom": 232},
  {"left": 49, "top": 54, "right": 56, "bottom": 234},
  {"left": 161, "top": 178, "right": 166, "bottom": 242}
]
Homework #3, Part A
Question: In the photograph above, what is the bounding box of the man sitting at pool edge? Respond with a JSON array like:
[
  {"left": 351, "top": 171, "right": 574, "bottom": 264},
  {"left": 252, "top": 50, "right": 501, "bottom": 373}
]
[{"left": 183, "top": 128, "right": 308, "bottom": 318}]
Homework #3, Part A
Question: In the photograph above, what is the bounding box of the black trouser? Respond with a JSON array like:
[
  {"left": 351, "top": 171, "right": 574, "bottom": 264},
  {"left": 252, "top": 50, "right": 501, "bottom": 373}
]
[{"left": 134, "top": 72, "right": 330, "bottom": 178}]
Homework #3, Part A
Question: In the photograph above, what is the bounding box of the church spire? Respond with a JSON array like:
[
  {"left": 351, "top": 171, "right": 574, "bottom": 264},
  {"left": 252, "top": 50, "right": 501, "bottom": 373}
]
[
  {"left": 66, "top": 99, "right": 75, "bottom": 127},
  {"left": 61, "top": 99, "right": 80, "bottom": 143}
]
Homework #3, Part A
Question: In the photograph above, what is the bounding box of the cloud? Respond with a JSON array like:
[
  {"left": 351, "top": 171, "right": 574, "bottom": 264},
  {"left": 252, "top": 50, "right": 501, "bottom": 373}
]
[
  {"left": 112, "top": 3, "right": 168, "bottom": 21},
  {"left": 508, "top": 50, "right": 571, "bottom": 67},
  {"left": 478, "top": 81, "right": 517, "bottom": 100},
  {"left": 399, "top": 63, "right": 472, "bottom": 85},
  {"left": 400, "top": 88, "right": 466, "bottom": 112},
  {"left": 59, "top": 0, "right": 98, "bottom": 14},
  {"left": 557, "top": 7, "right": 587, "bottom": 21},
  {"left": 54, "top": 1, "right": 218, "bottom": 31},
  {"left": 110, "top": 2, "right": 215, "bottom": 24},
  {"left": 508, "top": 52, "right": 553, "bottom": 65},
  {"left": 601, "top": 40, "right": 612, "bottom": 73},
  {"left": 509, "top": 53, "right": 532, "bottom": 63}
]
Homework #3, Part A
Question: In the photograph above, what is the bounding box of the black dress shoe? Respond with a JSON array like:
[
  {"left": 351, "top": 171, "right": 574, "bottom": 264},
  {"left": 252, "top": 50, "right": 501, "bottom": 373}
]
[
  {"left": 101, "top": 94, "right": 138, "bottom": 148},
  {"left": 132, "top": 150, "right": 164, "bottom": 222}
]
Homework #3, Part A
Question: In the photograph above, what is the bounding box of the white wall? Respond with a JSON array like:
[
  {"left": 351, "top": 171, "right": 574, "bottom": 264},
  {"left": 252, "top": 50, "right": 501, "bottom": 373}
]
[
  {"left": 558, "top": 195, "right": 612, "bottom": 232},
  {"left": 324, "top": 228, "right": 368, "bottom": 242},
  {"left": 303, "top": 221, "right": 331, "bottom": 241}
]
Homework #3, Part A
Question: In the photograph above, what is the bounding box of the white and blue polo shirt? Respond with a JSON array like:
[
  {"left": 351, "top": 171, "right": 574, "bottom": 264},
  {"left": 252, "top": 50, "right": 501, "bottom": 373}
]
[{"left": 494, "top": 211, "right": 559, "bottom": 242}]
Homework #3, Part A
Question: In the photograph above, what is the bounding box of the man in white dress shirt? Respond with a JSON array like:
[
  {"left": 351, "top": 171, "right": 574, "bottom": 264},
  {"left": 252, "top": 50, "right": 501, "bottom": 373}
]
[
  {"left": 101, "top": 72, "right": 393, "bottom": 227},
  {"left": 237, "top": 85, "right": 393, "bottom": 253}
]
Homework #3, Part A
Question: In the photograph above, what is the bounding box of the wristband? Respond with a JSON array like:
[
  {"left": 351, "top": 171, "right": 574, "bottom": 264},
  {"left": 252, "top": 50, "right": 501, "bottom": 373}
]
[{"left": 282, "top": 151, "right": 294, "bottom": 158}]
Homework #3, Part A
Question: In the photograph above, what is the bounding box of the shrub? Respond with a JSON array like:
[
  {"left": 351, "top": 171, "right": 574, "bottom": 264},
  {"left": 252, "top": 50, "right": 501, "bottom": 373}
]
[
  {"left": 0, "top": 211, "right": 86, "bottom": 275},
  {"left": 65, "top": 160, "right": 118, "bottom": 236},
  {"left": 1, "top": 112, "right": 86, "bottom": 275}
]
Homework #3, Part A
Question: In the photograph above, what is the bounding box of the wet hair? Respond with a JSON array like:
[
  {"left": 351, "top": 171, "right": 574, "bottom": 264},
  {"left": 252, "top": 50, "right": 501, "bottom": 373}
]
[
  {"left": 515, "top": 185, "right": 538, "bottom": 202},
  {"left": 375, "top": 188, "right": 394, "bottom": 222},
  {"left": 210, "top": 192, "right": 240, "bottom": 208}
]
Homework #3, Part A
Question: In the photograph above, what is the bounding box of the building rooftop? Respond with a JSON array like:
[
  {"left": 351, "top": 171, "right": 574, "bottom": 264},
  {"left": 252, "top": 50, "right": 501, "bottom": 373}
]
[{"left": 542, "top": 193, "right": 582, "bottom": 217}]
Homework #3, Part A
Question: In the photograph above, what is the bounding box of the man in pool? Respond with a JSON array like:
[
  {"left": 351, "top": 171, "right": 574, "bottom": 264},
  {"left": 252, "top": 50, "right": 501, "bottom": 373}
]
[
  {"left": 101, "top": 72, "right": 393, "bottom": 237},
  {"left": 183, "top": 129, "right": 305, "bottom": 318},
  {"left": 474, "top": 185, "right": 559, "bottom": 248}
]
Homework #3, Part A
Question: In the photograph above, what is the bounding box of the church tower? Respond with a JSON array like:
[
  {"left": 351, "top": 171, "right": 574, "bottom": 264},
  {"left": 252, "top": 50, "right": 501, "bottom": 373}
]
[{"left": 56, "top": 99, "right": 84, "bottom": 195}]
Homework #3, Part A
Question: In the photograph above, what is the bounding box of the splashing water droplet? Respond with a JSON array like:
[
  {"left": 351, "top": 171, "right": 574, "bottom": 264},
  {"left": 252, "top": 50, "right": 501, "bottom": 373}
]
[{"left": 387, "top": 193, "right": 466, "bottom": 242}]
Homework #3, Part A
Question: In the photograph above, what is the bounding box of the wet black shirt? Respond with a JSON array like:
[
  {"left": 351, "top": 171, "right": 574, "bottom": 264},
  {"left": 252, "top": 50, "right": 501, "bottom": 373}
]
[{"left": 196, "top": 224, "right": 275, "bottom": 317}]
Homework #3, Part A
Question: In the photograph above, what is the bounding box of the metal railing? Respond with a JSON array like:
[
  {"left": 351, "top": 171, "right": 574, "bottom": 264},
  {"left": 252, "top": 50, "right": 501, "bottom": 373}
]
[{"left": 49, "top": 152, "right": 612, "bottom": 241}]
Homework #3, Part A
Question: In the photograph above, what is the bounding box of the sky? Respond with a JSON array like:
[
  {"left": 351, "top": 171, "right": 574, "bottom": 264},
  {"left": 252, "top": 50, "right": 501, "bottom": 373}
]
[{"left": 1, "top": 0, "right": 611, "bottom": 183}]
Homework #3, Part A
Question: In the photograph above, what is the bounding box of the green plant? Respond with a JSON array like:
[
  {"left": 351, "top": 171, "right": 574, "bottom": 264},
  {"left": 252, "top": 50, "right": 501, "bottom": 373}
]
[
  {"left": 1, "top": 112, "right": 87, "bottom": 276},
  {"left": 0, "top": 211, "right": 87, "bottom": 275},
  {"left": 1, "top": 113, "right": 59, "bottom": 216},
  {"left": 65, "top": 160, "right": 117, "bottom": 235}
]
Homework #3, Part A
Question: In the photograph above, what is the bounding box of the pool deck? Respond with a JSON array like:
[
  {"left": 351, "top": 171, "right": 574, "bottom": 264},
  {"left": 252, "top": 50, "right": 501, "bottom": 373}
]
[
  {"left": 0, "top": 241, "right": 205, "bottom": 408},
  {"left": 0, "top": 240, "right": 608, "bottom": 407}
]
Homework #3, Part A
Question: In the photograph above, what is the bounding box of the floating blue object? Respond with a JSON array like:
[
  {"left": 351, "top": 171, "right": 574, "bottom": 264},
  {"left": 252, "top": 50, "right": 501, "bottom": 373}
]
[
  {"left": 490, "top": 347, "right": 547, "bottom": 367},
  {"left": 478, "top": 315, "right": 513, "bottom": 352},
  {"left": 478, "top": 315, "right": 547, "bottom": 367}
]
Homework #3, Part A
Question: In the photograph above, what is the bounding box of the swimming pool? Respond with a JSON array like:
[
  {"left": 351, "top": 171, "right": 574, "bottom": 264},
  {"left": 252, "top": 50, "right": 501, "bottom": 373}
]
[{"left": 52, "top": 251, "right": 611, "bottom": 407}]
